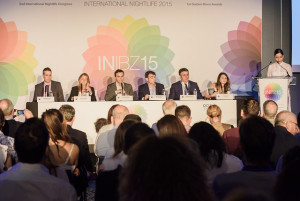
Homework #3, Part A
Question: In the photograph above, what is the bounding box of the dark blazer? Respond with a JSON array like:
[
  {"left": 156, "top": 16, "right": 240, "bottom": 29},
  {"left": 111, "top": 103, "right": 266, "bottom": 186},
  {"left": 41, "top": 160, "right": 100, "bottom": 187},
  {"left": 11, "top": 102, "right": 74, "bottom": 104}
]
[
  {"left": 138, "top": 82, "right": 165, "bottom": 100},
  {"left": 67, "top": 125, "right": 93, "bottom": 172},
  {"left": 104, "top": 82, "right": 135, "bottom": 101},
  {"left": 2, "top": 119, "right": 23, "bottom": 138},
  {"left": 168, "top": 80, "right": 203, "bottom": 100},
  {"left": 270, "top": 126, "right": 300, "bottom": 168},
  {"left": 67, "top": 86, "right": 97, "bottom": 102},
  {"left": 33, "top": 81, "right": 64, "bottom": 102}
]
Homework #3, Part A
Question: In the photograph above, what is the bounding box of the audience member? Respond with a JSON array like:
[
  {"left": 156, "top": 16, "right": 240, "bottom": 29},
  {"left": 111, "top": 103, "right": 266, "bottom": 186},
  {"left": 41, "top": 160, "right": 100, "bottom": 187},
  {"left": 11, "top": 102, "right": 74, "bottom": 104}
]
[
  {"left": 207, "top": 104, "right": 233, "bottom": 136},
  {"left": 41, "top": 109, "right": 79, "bottom": 181},
  {"left": 123, "top": 114, "right": 142, "bottom": 122},
  {"left": 0, "top": 144, "right": 11, "bottom": 173},
  {"left": 270, "top": 111, "right": 300, "bottom": 168},
  {"left": 189, "top": 122, "right": 243, "bottom": 183},
  {"left": 0, "top": 118, "right": 76, "bottom": 200},
  {"left": 224, "top": 189, "right": 272, "bottom": 201},
  {"left": 94, "top": 118, "right": 108, "bottom": 133},
  {"left": 223, "top": 98, "right": 259, "bottom": 158},
  {"left": 262, "top": 100, "right": 278, "bottom": 126},
  {"left": 157, "top": 115, "right": 187, "bottom": 137},
  {"left": 175, "top": 105, "right": 192, "bottom": 133},
  {"left": 213, "top": 116, "right": 277, "bottom": 200},
  {"left": 276, "top": 145, "right": 300, "bottom": 172},
  {"left": 119, "top": 135, "right": 212, "bottom": 201}
]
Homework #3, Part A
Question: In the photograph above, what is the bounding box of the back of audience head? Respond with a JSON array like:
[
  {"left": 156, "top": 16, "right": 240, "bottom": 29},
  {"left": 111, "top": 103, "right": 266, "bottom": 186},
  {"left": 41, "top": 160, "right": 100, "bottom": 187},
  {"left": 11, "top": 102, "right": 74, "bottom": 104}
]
[
  {"left": 123, "top": 123, "right": 155, "bottom": 154},
  {"left": 275, "top": 110, "right": 299, "bottom": 135},
  {"left": 175, "top": 105, "right": 191, "bottom": 124},
  {"left": 281, "top": 145, "right": 300, "bottom": 171},
  {"left": 0, "top": 109, "right": 5, "bottom": 131},
  {"left": 94, "top": 118, "right": 108, "bottom": 133},
  {"left": 207, "top": 104, "right": 222, "bottom": 123},
  {"left": 0, "top": 99, "right": 14, "bottom": 118},
  {"left": 157, "top": 115, "right": 187, "bottom": 137},
  {"left": 162, "top": 99, "right": 177, "bottom": 115},
  {"left": 124, "top": 114, "right": 142, "bottom": 122},
  {"left": 189, "top": 121, "right": 225, "bottom": 168},
  {"left": 59, "top": 104, "right": 75, "bottom": 123},
  {"left": 112, "top": 105, "right": 129, "bottom": 126},
  {"left": 41, "top": 109, "right": 71, "bottom": 143},
  {"left": 15, "top": 118, "right": 49, "bottom": 164},
  {"left": 224, "top": 189, "right": 272, "bottom": 201},
  {"left": 107, "top": 104, "right": 119, "bottom": 124},
  {"left": 239, "top": 116, "right": 275, "bottom": 165},
  {"left": 241, "top": 98, "right": 260, "bottom": 119},
  {"left": 262, "top": 100, "right": 278, "bottom": 119},
  {"left": 119, "top": 135, "right": 212, "bottom": 201},
  {"left": 114, "top": 120, "right": 139, "bottom": 157}
]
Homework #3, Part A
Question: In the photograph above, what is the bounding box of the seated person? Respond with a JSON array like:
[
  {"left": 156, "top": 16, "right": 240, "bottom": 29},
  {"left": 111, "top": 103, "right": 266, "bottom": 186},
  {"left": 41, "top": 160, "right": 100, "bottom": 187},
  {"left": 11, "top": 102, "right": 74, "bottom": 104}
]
[
  {"left": 68, "top": 73, "right": 97, "bottom": 101},
  {"left": 33, "top": 67, "right": 64, "bottom": 102},
  {"left": 138, "top": 70, "right": 165, "bottom": 100},
  {"left": 104, "top": 69, "right": 135, "bottom": 101},
  {"left": 168, "top": 68, "right": 202, "bottom": 100},
  {"left": 207, "top": 104, "right": 233, "bottom": 136},
  {"left": 205, "top": 72, "right": 230, "bottom": 99}
]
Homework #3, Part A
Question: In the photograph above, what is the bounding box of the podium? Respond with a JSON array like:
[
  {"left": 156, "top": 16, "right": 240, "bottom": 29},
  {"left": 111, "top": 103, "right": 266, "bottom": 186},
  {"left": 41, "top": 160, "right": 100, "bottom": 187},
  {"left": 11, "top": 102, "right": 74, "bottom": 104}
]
[{"left": 253, "top": 76, "right": 295, "bottom": 112}]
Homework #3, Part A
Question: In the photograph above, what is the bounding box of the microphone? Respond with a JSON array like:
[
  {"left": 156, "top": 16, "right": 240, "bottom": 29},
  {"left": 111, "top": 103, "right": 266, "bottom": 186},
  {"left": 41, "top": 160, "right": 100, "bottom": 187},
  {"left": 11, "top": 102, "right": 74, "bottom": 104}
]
[
  {"left": 278, "top": 63, "right": 290, "bottom": 77},
  {"left": 256, "top": 61, "right": 272, "bottom": 77}
]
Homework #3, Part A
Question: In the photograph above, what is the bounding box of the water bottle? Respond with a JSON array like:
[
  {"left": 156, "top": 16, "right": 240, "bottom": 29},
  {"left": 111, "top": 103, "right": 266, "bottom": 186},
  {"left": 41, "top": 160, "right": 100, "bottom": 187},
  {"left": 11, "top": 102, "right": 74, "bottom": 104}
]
[
  {"left": 162, "top": 89, "right": 166, "bottom": 96},
  {"left": 194, "top": 89, "right": 197, "bottom": 96},
  {"left": 227, "top": 88, "right": 231, "bottom": 94},
  {"left": 49, "top": 91, "right": 53, "bottom": 97}
]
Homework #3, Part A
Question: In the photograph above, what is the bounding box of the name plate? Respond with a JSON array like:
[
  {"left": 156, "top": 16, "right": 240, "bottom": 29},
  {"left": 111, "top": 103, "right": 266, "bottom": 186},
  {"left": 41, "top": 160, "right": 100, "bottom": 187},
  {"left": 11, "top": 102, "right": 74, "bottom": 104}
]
[
  {"left": 216, "top": 94, "right": 235, "bottom": 100},
  {"left": 149, "top": 95, "right": 166, "bottom": 101},
  {"left": 180, "top": 95, "right": 197, "bottom": 101},
  {"left": 37, "top": 97, "right": 54, "bottom": 102},
  {"left": 116, "top": 95, "right": 133, "bottom": 101},
  {"left": 74, "top": 96, "right": 91, "bottom": 102}
]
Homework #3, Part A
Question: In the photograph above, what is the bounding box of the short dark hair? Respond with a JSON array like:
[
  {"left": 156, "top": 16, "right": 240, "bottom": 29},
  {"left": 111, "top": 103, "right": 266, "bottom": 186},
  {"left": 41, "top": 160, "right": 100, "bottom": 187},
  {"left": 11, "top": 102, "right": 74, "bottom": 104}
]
[
  {"left": 94, "top": 118, "right": 108, "bottom": 133},
  {"left": 274, "top": 48, "right": 284, "bottom": 56},
  {"left": 157, "top": 115, "right": 187, "bottom": 137},
  {"left": 114, "top": 69, "right": 124, "bottom": 77},
  {"left": 239, "top": 116, "right": 275, "bottom": 164},
  {"left": 59, "top": 104, "right": 75, "bottom": 122},
  {"left": 43, "top": 67, "right": 52, "bottom": 74},
  {"left": 145, "top": 70, "right": 156, "bottom": 78},
  {"left": 178, "top": 68, "right": 189, "bottom": 75},
  {"left": 241, "top": 98, "right": 260, "bottom": 117},
  {"left": 175, "top": 105, "right": 191, "bottom": 119},
  {"left": 15, "top": 118, "right": 49, "bottom": 163},
  {"left": 0, "top": 109, "right": 5, "bottom": 130},
  {"left": 124, "top": 114, "right": 142, "bottom": 122}
]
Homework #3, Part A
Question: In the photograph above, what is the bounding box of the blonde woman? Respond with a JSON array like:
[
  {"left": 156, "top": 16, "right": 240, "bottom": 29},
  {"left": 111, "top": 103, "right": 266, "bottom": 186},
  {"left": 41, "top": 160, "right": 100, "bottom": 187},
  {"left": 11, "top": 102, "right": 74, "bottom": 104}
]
[
  {"left": 207, "top": 105, "right": 233, "bottom": 136},
  {"left": 68, "top": 73, "right": 97, "bottom": 101}
]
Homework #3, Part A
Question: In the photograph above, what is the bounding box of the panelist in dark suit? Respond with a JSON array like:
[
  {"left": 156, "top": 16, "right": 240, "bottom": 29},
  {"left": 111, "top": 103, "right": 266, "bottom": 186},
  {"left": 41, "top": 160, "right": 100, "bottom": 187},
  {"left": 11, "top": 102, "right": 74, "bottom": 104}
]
[
  {"left": 168, "top": 68, "right": 203, "bottom": 100},
  {"left": 67, "top": 73, "right": 97, "bottom": 102},
  {"left": 138, "top": 71, "right": 165, "bottom": 100},
  {"left": 104, "top": 69, "right": 135, "bottom": 101},
  {"left": 33, "top": 67, "right": 64, "bottom": 102}
]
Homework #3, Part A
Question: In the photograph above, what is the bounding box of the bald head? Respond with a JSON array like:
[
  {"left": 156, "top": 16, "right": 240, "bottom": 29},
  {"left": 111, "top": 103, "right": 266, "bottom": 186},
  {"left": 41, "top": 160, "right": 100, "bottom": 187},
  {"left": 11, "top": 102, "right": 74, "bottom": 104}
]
[
  {"left": 275, "top": 111, "right": 299, "bottom": 135},
  {"left": 162, "top": 99, "right": 177, "bottom": 115},
  {"left": 0, "top": 99, "right": 14, "bottom": 118},
  {"left": 263, "top": 100, "right": 278, "bottom": 119},
  {"left": 112, "top": 105, "right": 129, "bottom": 126}
]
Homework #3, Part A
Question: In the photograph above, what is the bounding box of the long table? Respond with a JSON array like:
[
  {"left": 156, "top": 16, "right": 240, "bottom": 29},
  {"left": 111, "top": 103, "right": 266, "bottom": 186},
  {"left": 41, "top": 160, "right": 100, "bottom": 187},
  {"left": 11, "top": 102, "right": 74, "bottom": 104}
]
[{"left": 27, "top": 100, "right": 243, "bottom": 144}]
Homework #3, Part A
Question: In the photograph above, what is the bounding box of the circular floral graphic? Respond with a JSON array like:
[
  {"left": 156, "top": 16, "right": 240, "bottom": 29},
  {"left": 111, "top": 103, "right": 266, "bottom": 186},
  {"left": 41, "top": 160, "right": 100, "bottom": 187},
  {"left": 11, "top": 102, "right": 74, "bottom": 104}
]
[{"left": 264, "top": 83, "right": 282, "bottom": 101}]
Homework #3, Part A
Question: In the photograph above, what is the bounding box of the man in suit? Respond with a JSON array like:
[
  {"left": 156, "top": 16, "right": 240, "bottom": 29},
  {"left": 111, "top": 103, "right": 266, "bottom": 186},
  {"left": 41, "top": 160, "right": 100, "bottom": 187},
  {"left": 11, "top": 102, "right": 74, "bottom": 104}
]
[
  {"left": 104, "top": 69, "right": 135, "bottom": 101},
  {"left": 33, "top": 67, "right": 64, "bottom": 102},
  {"left": 138, "top": 70, "right": 165, "bottom": 100},
  {"left": 168, "top": 68, "right": 202, "bottom": 100},
  {"left": 0, "top": 99, "right": 33, "bottom": 138},
  {"left": 59, "top": 104, "right": 93, "bottom": 199}
]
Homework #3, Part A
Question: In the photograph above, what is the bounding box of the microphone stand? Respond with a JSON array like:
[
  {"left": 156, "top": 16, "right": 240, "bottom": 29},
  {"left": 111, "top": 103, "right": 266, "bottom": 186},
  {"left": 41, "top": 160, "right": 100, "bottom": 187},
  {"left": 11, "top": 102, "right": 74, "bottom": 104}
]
[{"left": 256, "top": 61, "right": 272, "bottom": 77}]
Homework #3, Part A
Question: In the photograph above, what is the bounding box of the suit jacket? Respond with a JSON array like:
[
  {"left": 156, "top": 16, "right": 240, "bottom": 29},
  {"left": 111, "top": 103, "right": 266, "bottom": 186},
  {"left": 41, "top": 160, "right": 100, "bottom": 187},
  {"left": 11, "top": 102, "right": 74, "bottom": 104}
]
[
  {"left": 168, "top": 80, "right": 203, "bottom": 100},
  {"left": 104, "top": 82, "right": 135, "bottom": 101},
  {"left": 270, "top": 126, "right": 300, "bottom": 168},
  {"left": 223, "top": 127, "right": 243, "bottom": 159},
  {"left": 138, "top": 82, "right": 165, "bottom": 100},
  {"left": 2, "top": 119, "right": 23, "bottom": 138},
  {"left": 67, "top": 86, "right": 97, "bottom": 102},
  {"left": 67, "top": 125, "right": 93, "bottom": 172},
  {"left": 33, "top": 81, "right": 64, "bottom": 102}
]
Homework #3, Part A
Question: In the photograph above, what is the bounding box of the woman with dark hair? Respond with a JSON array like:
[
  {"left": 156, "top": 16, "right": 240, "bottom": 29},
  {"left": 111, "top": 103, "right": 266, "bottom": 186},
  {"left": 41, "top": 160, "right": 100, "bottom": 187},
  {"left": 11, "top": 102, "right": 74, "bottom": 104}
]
[
  {"left": 41, "top": 109, "right": 79, "bottom": 180},
  {"left": 267, "top": 49, "right": 292, "bottom": 77},
  {"left": 68, "top": 73, "right": 97, "bottom": 101},
  {"left": 205, "top": 72, "right": 231, "bottom": 99},
  {"left": 157, "top": 115, "right": 187, "bottom": 136},
  {"left": 188, "top": 122, "right": 243, "bottom": 183},
  {"left": 119, "top": 135, "right": 213, "bottom": 201}
]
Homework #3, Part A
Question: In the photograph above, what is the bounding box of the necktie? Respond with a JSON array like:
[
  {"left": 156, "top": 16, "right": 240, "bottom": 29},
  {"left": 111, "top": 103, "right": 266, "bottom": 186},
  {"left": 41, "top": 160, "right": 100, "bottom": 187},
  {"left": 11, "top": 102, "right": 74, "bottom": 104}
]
[
  {"left": 184, "top": 83, "right": 188, "bottom": 95},
  {"left": 45, "top": 85, "right": 49, "bottom": 97}
]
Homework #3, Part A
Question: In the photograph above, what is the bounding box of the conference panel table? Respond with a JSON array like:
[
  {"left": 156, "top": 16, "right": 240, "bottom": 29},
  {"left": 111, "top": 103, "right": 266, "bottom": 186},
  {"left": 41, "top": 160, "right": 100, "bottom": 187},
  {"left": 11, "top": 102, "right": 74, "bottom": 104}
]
[{"left": 27, "top": 100, "right": 243, "bottom": 144}]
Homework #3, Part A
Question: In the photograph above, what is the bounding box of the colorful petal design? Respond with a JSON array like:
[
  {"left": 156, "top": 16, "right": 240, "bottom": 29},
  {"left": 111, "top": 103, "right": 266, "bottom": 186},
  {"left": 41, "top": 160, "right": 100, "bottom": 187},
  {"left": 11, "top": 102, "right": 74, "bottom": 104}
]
[
  {"left": 218, "top": 16, "right": 261, "bottom": 96},
  {"left": 82, "top": 15, "right": 175, "bottom": 99},
  {"left": 0, "top": 18, "right": 38, "bottom": 103}
]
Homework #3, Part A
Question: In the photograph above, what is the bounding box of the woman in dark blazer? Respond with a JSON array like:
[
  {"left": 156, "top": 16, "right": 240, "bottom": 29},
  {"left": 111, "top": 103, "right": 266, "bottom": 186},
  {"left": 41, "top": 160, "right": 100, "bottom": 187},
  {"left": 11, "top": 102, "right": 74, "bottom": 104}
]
[{"left": 68, "top": 73, "right": 97, "bottom": 101}]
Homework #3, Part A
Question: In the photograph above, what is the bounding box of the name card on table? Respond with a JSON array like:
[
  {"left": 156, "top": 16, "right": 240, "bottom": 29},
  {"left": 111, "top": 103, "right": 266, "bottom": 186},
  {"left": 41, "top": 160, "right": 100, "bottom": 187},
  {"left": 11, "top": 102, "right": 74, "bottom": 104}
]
[
  {"left": 149, "top": 95, "right": 166, "bottom": 101},
  {"left": 216, "top": 94, "right": 236, "bottom": 100},
  {"left": 37, "top": 97, "right": 54, "bottom": 102},
  {"left": 116, "top": 95, "right": 133, "bottom": 101},
  {"left": 74, "top": 96, "right": 91, "bottom": 102},
  {"left": 180, "top": 95, "right": 197, "bottom": 101}
]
